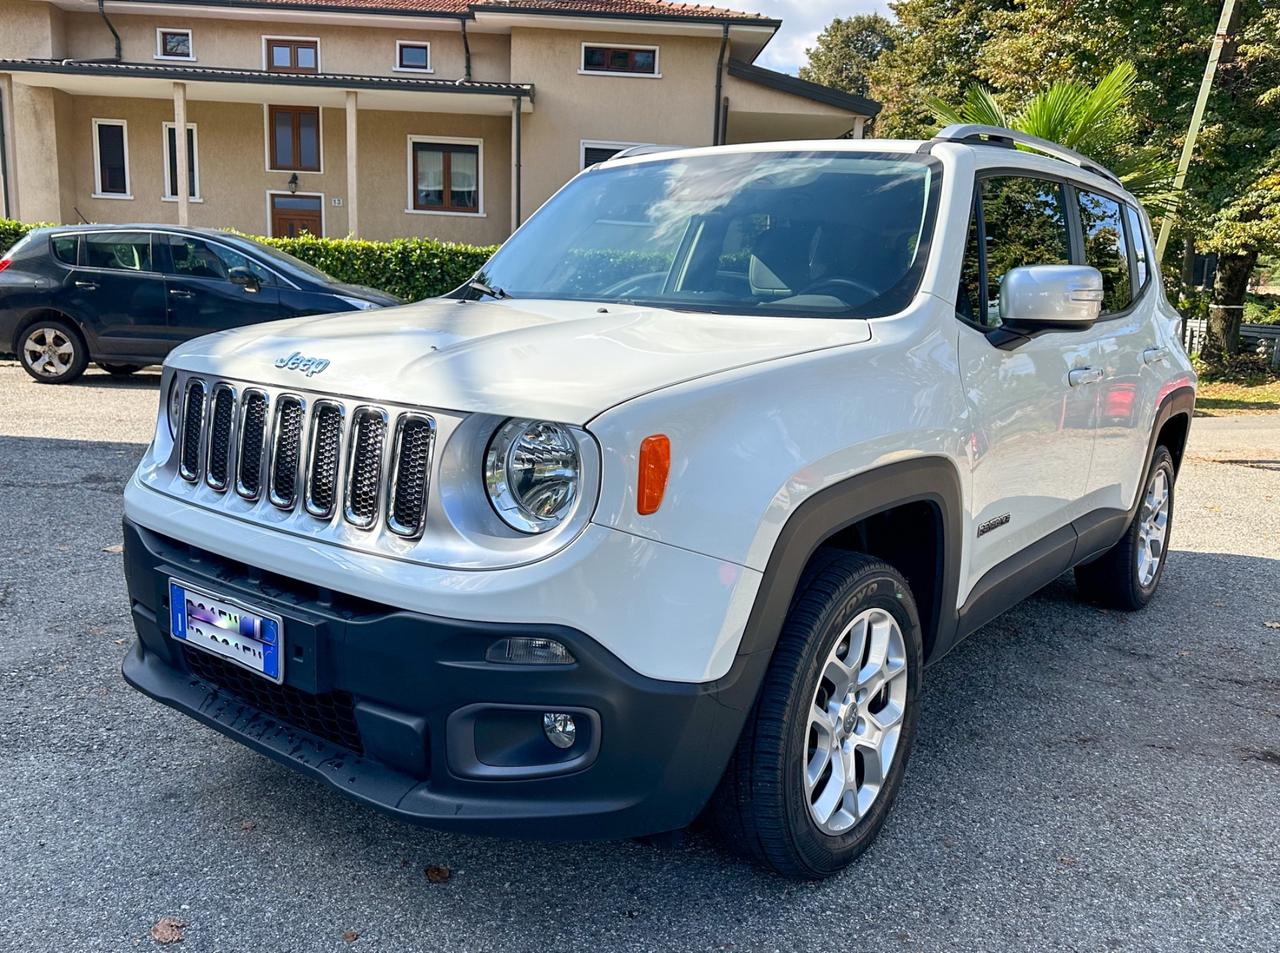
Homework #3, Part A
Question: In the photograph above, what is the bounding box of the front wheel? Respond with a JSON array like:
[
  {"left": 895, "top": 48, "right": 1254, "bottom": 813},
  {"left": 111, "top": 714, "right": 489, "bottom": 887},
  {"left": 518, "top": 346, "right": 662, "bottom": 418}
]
[
  {"left": 18, "top": 318, "right": 88, "bottom": 384},
  {"left": 712, "top": 553, "right": 923, "bottom": 879}
]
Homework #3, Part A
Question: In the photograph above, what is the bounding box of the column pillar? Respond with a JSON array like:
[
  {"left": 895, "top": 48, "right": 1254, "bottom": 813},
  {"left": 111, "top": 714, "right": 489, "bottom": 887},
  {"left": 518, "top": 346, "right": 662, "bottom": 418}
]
[
  {"left": 345, "top": 90, "right": 359, "bottom": 237},
  {"left": 172, "top": 82, "right": 189, "bottom": 226}
]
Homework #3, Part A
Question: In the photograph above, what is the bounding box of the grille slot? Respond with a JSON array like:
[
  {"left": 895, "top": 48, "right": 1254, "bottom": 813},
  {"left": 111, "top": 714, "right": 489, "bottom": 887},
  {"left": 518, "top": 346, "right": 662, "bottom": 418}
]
[
  {"left": 181, "top": 646, "right": 364, "bottom": 755},
  {"left": 178, "top": 378, "right": 206, "bottom": 482},
  {"left": 205, "top": 385, "right": 236, "bottom": 492},
  {"left": 269, "top": 396, "right": 306, "bottom": 510},
  {"left": 236, "top": 390, "right": 269, "bottom": 500},
  {"left": 387, "top": 414, "right": 435, "bottom": 538},
  {"left": 305, "top": 401, "right": 344, "bottom": 519},
  {"left": 344, "top": 407, "right": 388, "bottom": 529}
]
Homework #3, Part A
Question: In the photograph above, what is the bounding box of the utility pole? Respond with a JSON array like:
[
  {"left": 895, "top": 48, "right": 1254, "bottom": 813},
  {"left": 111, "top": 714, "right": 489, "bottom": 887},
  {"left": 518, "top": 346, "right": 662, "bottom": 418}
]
[{"left": 1155, "top": 0, "right": 1239, "bottom": 260}]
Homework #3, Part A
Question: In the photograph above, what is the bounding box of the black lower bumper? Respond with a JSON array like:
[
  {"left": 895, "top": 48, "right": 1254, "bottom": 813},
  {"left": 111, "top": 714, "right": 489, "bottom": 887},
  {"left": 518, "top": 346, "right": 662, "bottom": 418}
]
[{"left": 121, "top": 518, "right": 754, "bottom": 840}]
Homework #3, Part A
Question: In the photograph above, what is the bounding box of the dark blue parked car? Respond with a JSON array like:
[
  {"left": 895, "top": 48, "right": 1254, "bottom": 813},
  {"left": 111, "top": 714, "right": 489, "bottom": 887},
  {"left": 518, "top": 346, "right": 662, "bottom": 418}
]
[{"left": 0, "top": 225, "right": 401, "bottom": 383}]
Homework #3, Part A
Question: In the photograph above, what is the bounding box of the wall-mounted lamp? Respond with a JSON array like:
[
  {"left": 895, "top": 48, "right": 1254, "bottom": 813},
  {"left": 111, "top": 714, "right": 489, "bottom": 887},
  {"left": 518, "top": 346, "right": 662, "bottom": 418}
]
[{"left": 287, "top": 172, "right": 299, "bottom": 194}]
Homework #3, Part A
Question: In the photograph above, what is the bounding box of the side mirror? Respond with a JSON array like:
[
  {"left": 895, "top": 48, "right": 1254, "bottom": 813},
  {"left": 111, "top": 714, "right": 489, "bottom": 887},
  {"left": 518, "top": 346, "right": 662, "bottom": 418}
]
[
  {"left": 1000, "top": 265, "right": 1103, "bottom": 331},
  {"left": 229, "top": 267, "right": 261, "bottom": 293}
]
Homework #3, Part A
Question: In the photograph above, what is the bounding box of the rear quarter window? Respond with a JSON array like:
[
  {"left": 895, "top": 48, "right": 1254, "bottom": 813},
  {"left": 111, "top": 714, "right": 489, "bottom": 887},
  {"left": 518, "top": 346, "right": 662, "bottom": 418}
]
[{"left": 51, "top": 235, "right": 79, "bottom": 265}]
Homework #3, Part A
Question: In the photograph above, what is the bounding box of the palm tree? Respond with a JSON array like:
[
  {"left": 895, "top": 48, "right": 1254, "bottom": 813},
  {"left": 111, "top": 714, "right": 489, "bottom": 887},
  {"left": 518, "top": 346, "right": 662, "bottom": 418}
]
[{"left": 927, "top": 63, "right": 1176, "bottom": 210}]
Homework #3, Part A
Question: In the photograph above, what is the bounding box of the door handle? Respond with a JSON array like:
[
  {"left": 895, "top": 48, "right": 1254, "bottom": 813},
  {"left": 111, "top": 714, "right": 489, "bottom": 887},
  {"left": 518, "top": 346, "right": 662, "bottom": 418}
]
[
  {"left": 168, "top": 288, "right": 194, "bottom": 299},
  {"left": 74, "top": 280, "right": 98, "bottom": 290},
  {"left": 1068, "top": 367, "right": 1104, "bottom": 387},
  {"left": 1143, "top": 346, "right": 1170, "bottom": 366}
]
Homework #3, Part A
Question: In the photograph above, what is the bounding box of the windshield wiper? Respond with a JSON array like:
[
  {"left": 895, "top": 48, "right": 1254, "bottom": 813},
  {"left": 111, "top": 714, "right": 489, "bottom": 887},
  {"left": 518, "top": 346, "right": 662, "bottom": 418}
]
[{"left": 465, "top": 278, "right": 511, "bottom": 301}]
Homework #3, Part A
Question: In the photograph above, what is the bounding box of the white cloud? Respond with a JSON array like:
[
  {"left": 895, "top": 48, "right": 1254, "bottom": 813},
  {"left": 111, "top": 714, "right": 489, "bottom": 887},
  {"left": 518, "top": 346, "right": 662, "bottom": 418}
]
[{"left": 745, "top": 0, "right": 892, "bottom": 75}]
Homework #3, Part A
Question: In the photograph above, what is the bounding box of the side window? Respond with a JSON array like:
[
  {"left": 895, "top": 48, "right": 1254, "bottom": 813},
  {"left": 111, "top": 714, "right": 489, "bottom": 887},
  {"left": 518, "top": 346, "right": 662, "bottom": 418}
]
[
  {"left": 1077, "top": 190, "right": 1133, "bottom": 313},
  {"left": 980, "top": 175, "right": 1071, "bottom": 325},
  {"left": 163, "top": 235, "right": 272, "bottom": 284},
  {"left": 957, "top": 205, "right": 982, "bottom": 325},
  {"left": 1125, "top": 204, "right": 1150, "bottom": 291},
  {"left": 51, "top": 235, "right": 79, "bottom": 265},
  {"left": 84, "top": 232, "right": 152, "bottom": 271}
]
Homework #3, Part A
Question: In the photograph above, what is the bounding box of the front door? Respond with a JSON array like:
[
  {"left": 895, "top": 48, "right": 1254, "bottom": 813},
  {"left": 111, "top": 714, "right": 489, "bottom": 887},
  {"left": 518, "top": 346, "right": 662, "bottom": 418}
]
[
  {"left": 158, "top": 233, "right": 281, "bottom": 339},
  {"left": 270, "top": 194, "right": 323, "bottom": 238},
  {"left": 65, "top": 231, "right": 170, "bottom": 359},
  {"left": 956, "top": 173, "right": 1102, "bottom": 596}
]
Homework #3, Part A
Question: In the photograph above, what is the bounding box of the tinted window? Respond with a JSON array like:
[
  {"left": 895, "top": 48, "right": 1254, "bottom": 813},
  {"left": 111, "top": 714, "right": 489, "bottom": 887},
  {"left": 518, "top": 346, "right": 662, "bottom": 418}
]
[
  {"left": 1078, "top": 190, "right": 1133, "bottom": 312},
  {"left": 980, "top": 175, "right": 1071, "bottom": 326},
  {"left": 84, "top": 232, "right": 152, "bottom": 271},
  {"left": 165, "top": 125, "right": 198, "bottom": 199},
  {"left": 957, "top": 207, "right": 983, "bottom": 325},
  {"left": 1125, "top": 204, "right": 1150, "bottom": 290},
  {"left": 95, "top": 122, "right": 128, "bottom": 195},
  {"left": 473, "top": 152, "right": 938, "bottom": 319},
  {"left": 398, "top": 44, "right": 429, "bottom": 70},
  {"left": 51, "top": 235, "right": 79, "bottom": 265},
  {"left": 164, "top": 235, "right": 272, "bottom": 284}
]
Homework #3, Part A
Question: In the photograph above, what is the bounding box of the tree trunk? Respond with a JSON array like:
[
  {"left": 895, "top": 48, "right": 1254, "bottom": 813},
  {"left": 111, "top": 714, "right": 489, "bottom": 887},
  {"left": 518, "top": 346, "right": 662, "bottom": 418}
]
[
  {"left": 1180, "top": 236, "right": 1196, "bottom": 287},
  {"left": 1204, "top": 249, "right": 1258, "bottom": 364}
]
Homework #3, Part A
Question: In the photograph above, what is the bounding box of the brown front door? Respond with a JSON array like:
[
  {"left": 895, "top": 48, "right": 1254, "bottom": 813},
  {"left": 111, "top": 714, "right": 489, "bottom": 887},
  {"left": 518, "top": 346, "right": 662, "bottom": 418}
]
[{"left": 270, "top": 194, "right": 323, "bottom": 238}]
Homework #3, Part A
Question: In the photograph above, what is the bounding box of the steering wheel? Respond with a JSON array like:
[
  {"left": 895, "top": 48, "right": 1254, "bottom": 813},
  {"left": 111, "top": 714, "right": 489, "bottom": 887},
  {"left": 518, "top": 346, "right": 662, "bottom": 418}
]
[{"left": 798, "top": 277, "right": 880, "bottom": 303}]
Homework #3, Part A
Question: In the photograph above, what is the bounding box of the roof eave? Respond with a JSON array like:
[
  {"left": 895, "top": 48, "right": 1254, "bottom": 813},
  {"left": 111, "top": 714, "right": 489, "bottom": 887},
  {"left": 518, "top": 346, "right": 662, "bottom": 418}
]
[{"left": 727, "top": 59, "right": 881, "bottom": 117}]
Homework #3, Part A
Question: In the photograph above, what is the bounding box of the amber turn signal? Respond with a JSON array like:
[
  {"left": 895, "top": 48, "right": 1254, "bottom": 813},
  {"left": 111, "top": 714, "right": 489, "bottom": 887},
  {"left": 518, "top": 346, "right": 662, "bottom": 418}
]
[{"left": 637, "top": 435, "right": 671, "bottom": 515}]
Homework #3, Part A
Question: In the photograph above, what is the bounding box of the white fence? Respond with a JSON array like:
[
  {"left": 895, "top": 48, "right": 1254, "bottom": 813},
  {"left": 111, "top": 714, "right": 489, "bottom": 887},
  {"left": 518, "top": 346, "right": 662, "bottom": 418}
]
[{"left": 1183, "top": 318, "right": 1280, "bottom": 368}]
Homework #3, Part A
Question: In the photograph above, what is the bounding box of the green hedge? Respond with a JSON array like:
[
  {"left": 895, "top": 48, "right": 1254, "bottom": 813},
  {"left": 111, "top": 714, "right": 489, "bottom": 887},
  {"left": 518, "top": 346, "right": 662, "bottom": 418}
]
[{"left": 0, "top": 218, "right": 496, "bottom": 301}]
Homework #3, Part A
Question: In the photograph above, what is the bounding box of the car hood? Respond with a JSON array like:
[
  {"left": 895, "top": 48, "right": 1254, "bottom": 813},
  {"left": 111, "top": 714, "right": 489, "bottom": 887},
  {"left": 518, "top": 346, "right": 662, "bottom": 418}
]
[
  {"left": 166, "top": 297, "right": 872, "bottom": 423},
  {"left": 327, "top": 281, "right": 404, "bottom": 307}
]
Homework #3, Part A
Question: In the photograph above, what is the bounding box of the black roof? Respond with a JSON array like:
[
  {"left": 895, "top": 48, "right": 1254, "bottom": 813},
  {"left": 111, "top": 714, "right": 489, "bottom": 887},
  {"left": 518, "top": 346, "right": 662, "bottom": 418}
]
[{"left": 727, "top": 59, "right": 881, "bottom": 117}]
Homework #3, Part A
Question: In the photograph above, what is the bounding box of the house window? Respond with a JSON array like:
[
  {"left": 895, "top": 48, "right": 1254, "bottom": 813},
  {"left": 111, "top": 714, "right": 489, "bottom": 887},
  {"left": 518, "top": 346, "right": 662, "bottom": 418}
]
[
  {"left": 396, "top": 41, "right": 431, "bottom": 72},
  {"left": 265, "top": 38, "right": 319, "bottom": 73},
  {"left": 163, "top": 122, "right": 200, "bottom": 200},
  {"left": 92, "top": 119, "right": 131, "bottom": 198},
  {"left": 581, "top": 140, "right": 643, "bottom": 169},
  {"left": 581, "top": 44, "right": 659, "bottom": 77},
  {"left": 268, "top": 106, "right": 321, "bottom": 172},
  {"left": 409, "top": 139, "right": 480, "bottom": 214},
  {"left": 156, "top": 28, "right": 193, "bottom": 60}
]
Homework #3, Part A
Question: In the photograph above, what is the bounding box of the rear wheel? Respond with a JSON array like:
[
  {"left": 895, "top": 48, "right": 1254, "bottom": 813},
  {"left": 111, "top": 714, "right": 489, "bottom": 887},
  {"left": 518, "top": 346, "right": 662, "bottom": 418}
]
[
  {"left": 1075, "top": 446, "right": 1176, "bottom": 610},
  {"left": 97, "top": 362, "right": 143, "bottom": 376},
  {"left": 18, "top": 318, "right": 88, "bottom": 384},
  {"left": 712, "top": 553, "right": 923, "bottom": 879}
]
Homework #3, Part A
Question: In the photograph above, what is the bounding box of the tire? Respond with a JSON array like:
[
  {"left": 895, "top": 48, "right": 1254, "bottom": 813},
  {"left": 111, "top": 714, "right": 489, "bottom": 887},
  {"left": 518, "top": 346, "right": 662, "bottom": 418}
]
[
  {"left": 1075, "top": 446, "right": 1176, "bottom": 611},
  {"left": 711, "top": 552, "right": 923, "bottom": 879},
  {"left": 18, "top": 317, "right": 88, "bottom": 384},
  {"left": 97, "top": 362, "right": 143, "bottom": 376}
]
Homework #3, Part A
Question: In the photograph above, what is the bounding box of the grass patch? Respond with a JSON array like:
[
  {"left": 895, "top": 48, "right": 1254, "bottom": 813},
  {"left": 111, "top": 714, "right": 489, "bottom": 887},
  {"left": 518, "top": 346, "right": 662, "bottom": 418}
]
[{"left": 1196, "top": 379, "right": 1280, "bottom": 416}]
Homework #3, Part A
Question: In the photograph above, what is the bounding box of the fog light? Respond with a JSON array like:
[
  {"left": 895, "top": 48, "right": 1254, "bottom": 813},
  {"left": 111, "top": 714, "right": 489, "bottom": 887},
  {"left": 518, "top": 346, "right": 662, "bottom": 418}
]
[
  {"left": 486, "top": 637, "right": 575, "bottom": 665},
  {"left": 543, "top": 712, "right": 577, "bottom": 749}
]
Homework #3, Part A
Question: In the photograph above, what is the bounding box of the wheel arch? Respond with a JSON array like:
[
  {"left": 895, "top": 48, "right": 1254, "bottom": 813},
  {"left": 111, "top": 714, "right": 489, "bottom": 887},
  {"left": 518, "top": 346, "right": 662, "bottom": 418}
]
[{"left": 11, "top": 307, "right": 91, "bottom": 354}]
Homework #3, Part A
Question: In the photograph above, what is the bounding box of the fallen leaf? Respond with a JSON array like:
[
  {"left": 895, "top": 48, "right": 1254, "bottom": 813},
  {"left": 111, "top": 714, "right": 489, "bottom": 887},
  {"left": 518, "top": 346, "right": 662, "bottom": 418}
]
[
  {"left": 342, "top": 931, "right": 359, "bottom": 944},
  {"left": 424, "top": 864, "right": 451, "bottom": 883},
  {"left": 150, "top": 917, "right": 185, "bottom": 944},
  {"left": 113, "top": 639, "right": 127, "bottom": 646},
  {"left": 102, "top": 544, "right": 124, "bottom": 554},
  {"left": 239, "top": 820, "right": 256, "bottom": 832},
  {"left": 1058, "top": 855, "right": 1077, "bottom": 868},
  {"left": 1176, "top": 650, "right": 1191, "bottom": 658},
  {"left": 1212, "top": 601, "right": 1226, "bottom": 608},
  {"left": 1265, "top": 621, "right": 1280, "bottom": 630}
]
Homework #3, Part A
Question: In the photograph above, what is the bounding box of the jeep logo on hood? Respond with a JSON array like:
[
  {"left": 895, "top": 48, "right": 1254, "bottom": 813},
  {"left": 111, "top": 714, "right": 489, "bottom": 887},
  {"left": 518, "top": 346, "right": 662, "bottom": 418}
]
[{"left": 274, "top": 352, "right": 330, "bottom": 377}]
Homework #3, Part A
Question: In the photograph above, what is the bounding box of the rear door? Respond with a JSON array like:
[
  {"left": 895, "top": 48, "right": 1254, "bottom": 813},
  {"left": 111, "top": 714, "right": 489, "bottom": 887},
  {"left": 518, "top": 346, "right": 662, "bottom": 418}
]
[
  {"left": 956, "top": 173, "right": 1102, "bottom": 594},
  {"left": 66, "top": 231, "right": 169, "bottom": 359},
  {"left": 158, "top": 233, "right": 281, "bottom": 339}
]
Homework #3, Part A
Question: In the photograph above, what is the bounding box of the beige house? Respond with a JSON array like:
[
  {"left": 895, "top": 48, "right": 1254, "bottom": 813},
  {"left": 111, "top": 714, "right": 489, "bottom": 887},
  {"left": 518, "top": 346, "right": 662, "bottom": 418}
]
[{"left": 0, "top": 0, "right": 880, "bottom": 245}]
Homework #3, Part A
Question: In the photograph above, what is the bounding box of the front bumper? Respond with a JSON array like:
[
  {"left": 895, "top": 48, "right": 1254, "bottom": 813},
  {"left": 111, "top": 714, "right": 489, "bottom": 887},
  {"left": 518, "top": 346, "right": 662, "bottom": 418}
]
[{"left": 121, "top": 518, "right": 755, "bottom": 840}]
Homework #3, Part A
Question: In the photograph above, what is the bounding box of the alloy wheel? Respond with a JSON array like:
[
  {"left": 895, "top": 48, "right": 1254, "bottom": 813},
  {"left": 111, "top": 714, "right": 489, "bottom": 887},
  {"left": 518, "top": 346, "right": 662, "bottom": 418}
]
[
  {"left": 804, "top": 607, "right": 909, "bottom": 835},
  {"left": 22, "top": 326, "right": 77, "bottom": 379},
  {"left": 1136, "top": 468, "right": 1170, "bottom": 588}
]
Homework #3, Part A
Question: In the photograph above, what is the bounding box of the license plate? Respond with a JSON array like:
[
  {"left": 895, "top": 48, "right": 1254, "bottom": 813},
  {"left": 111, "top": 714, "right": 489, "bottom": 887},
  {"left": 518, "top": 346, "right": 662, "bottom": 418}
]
[{"left": 168, "top": 579, "right": 283, "bottom": 683}]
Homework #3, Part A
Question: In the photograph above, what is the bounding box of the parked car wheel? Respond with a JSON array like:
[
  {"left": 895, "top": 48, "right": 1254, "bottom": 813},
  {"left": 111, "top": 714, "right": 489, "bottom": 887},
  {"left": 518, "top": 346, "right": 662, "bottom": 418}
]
[
  {"left": 97, "top": 362, "right": 144, "bottom": 376},
  {"left": 712, "top": 553, "right": 922, "bottom": 879},
  {"left": 1075, "top": 446, "right": 1176, "bottom": 610},
  {"left": 18, "top": 318, "right": 88, "bottom": 384}
]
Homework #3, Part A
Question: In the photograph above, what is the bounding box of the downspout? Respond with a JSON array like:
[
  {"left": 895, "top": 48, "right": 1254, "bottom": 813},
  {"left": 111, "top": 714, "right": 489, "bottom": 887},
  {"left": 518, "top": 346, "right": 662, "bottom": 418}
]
[
  {"left": 460, "top": 17, "right": 473, "bottom": 82},
  {"left": 63, "top": 0, "right": 122, "bottom": 64},
  {"left": 513, "top": 96, "right": 522, "bottom": 228},
  {"left": 0, "top": 87, "right": 10, "bottom": 218},
  {"left": 712, "top": 24, "right": 728, "bottom": 145}
]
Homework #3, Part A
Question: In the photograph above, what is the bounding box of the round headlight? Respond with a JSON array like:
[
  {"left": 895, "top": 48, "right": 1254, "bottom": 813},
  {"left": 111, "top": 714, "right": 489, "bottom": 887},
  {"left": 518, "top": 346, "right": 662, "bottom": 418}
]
[
  {"left": 484, "top": 419, "right": 581, "bottom": 534},
  {"left": 166, "top": 375, "right": 183, "bottom": 439}
]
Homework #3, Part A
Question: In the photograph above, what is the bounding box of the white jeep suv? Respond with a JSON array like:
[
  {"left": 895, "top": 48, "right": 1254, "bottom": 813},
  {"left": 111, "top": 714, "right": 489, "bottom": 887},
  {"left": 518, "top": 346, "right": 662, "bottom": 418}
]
[{"left": 122, "top": 126, "right": 1195, "bottom": 879}]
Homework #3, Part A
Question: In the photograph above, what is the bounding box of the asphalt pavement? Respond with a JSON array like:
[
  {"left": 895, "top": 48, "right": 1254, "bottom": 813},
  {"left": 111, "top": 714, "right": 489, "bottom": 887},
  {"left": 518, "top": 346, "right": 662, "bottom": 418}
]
[{"left": 1, "top": 361, "right": 1276, "bottom": 952}]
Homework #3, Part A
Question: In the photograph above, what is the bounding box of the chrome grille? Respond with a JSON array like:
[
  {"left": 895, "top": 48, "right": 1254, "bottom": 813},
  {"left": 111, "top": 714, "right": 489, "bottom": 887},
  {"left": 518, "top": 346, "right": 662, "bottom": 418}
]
[
  {"left": 305, "top": 401, "right": 344, "bottom": 519},
  {"left": 344, "top": 408, "right": 388, "bottom": 529},
  {"left": 388, "top": 415, "right": 435, "bottom": 538},
  {"left": 179, "top": 379, "right": 206, "bottom": 482},
  {"left": 236, "top": 390, "right": 269, "bottom": 500},
  {"left": 269, "top": 396, "right": 305, "bottom": 510},
  {"left": 206, "top": 385, "right": 236, "bottom": 492}
]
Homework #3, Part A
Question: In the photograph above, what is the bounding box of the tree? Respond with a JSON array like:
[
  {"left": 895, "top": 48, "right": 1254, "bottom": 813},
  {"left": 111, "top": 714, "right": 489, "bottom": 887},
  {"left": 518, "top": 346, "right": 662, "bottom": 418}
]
[{"left": 799, "top": 14, "right": 895, "bottom": 101}]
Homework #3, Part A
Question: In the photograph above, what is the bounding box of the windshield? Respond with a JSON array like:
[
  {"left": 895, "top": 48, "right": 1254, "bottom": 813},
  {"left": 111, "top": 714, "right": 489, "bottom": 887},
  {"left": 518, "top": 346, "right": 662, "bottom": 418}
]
[
  {"left": 227, "top": 234, "right": 334, "bottom": 284},
  {"left": 469, "top": 151, "right": 940, "bottom": 318}
]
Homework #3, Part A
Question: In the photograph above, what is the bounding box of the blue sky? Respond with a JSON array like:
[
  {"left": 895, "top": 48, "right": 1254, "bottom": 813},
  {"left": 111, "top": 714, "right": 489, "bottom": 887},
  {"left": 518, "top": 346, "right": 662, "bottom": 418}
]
[{"left": 747, "top": 1, "right": 892, "bottom": 75}]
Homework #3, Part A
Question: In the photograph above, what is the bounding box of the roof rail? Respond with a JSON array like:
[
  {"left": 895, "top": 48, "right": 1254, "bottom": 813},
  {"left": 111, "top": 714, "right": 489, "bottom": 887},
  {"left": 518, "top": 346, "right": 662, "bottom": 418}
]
[
  {"left": 930, "top": 124, "right": 1123, "bottom": 186},
  {"left": 608, "top": 144, "right": 687, "bottom": 161}
]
